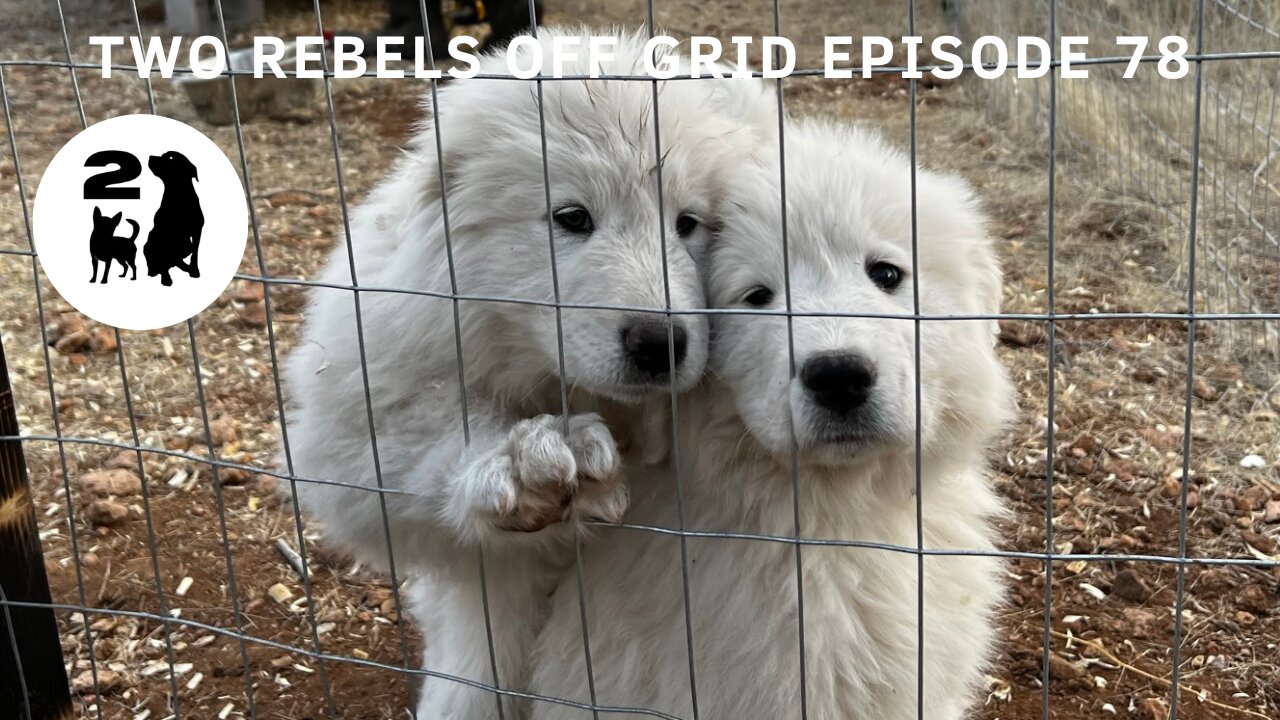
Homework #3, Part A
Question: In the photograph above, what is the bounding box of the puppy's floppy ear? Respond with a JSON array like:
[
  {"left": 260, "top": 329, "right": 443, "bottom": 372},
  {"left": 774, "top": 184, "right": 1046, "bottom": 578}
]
[
  {"left": 945, "top": 178, "right": 1005, "bottom": 341},
  {"left": 922, "top": 170, "right": 1002, "bottom": 317},
  {"left": 409, "top": 94, "right": 468, "bottom": 206},
  {"left": 686, "top": 214, "right": 724, "bottom": 268}
]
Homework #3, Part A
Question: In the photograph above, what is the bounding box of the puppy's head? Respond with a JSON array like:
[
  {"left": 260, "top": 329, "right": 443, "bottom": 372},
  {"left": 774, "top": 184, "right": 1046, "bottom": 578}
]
[
  {"left": 705, "top": 121, "right": 1013, "bottom": 467},
  {"left": 410, "top": 27, "right": 774, "bottom": 401},
  {"left": 148, "top": 151, "right": 198, "bottom": 183}
]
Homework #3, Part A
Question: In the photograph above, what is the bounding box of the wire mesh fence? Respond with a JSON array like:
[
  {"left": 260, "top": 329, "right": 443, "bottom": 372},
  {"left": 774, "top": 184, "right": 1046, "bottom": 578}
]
[
  {"left": 961, "top": 0, "right": 1280, "bottom": 359},
  {"left": 0, "top": 0, "right": 1278, "bottom": 719}
]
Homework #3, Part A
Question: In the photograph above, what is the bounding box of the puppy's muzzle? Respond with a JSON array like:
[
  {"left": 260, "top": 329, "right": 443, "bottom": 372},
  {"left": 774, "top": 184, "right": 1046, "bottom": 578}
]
[
  {"left": 620, "top": 317, "right": 688, "bottom": 381},
  {"left": 801, "top": 351, "right": 877, "bottom": 416}
]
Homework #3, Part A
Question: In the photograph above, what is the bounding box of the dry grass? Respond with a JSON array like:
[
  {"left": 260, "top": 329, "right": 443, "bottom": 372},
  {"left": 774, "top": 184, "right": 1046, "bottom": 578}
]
[{"left": 966, "top": 0, "right": 1280, "bottom": 356}]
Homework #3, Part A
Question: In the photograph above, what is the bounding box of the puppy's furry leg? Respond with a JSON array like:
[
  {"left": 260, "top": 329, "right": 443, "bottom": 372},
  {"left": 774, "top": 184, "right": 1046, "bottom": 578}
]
[
  {"left": 90, "top": 257, "right": 98, "bottom": 283},
  {"left": 292, "top": 405, "right": 621, "bottom": 719},
  {"left": 413, "top": 549, "right": 562, "bottom": 720},
  {"left": 406, "top": 415, "right": 624, "bottom": 720},
  {"left": 100, "top": 258, "right": 112, "bottom": 284}
]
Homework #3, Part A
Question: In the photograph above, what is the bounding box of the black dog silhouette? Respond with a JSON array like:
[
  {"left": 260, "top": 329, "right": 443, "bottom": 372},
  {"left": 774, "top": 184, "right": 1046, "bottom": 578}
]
[
  {"left": 88, "top": 206, "right": 139, "bottom": 284},
  {"left": 143, "top": 151, "right": 204, "bottom": 287}
]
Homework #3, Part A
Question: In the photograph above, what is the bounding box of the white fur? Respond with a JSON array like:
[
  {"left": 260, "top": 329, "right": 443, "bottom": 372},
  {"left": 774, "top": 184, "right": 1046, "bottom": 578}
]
[
  {"left": 281, "top": 28, "right": 774, "bottom": 719},
  {"left": 527, "top": 121, "right": 1015, "bottom": 719}
]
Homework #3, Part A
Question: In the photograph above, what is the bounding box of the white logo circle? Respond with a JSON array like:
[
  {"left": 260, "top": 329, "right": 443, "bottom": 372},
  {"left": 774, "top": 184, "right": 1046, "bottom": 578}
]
[{"left": 33, "top": 114, "right": 248, "bottom": 331}]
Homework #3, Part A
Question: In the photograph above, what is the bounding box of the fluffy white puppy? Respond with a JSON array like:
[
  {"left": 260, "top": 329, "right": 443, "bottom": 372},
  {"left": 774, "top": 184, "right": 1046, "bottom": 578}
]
[
  {"left": 528, "top": 120, "right": 1014, "bottom": 720},
  {"left": 281, "top": 27, "right": 772, "bottom": 719}
]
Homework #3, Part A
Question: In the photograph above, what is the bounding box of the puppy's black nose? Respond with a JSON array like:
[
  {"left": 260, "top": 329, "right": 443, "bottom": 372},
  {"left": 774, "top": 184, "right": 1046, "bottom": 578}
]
[
  {"left": 622, "top": 319, "right": 687, "bottom": 377},
  {"left": 801, "top": 353, "right": 876, "bottom": 414}
]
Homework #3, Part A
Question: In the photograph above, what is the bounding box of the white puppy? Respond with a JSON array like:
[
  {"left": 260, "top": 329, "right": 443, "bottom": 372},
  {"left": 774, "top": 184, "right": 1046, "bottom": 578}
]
[
  {"left": 282, "top": 28, "right": 772, "bottom": 719},
  {"left": 528, "top": 120, "right": 1014, "bottom": 720}
]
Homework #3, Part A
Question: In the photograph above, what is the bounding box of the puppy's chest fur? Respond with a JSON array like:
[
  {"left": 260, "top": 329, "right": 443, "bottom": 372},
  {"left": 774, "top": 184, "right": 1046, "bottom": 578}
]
[
  {"left": 532, "top": 387, "right": 1000, "bottom": 720},
  {"left": 641, "top": 430, "right": 923, "bottom": 716}
]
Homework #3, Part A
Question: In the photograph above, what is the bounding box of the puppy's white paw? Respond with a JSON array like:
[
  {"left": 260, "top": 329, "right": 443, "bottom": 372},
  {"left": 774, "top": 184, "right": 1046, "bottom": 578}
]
[
  {"left": 485, "top": 414, "right": 625, "bottom": 533},
  {"left": 561, "top": 415, "right": 628, "bottom": 527}
]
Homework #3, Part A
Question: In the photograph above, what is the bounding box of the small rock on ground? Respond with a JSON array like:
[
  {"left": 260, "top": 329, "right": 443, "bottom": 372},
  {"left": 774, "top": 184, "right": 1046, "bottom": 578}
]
[
  {"left": 1111, "top": 569, "right": 1150, "bottom": 603},
  {"left": 1239, "top": 585, "right": 1270, "bottom": 614},
  {"left": 1137, "top": 697, "right": 1168, "bottom": 720},
  {"left": 71, "top": 669, "right": 124, "bottom": 694},
  {"left": 1044, "top": 652, "right": 1084, "bottom": 681},
  {"left": 87, "top": 499, "right": 128, "bottom": 527},
  {"left": 1241, "top": 530, "right": 1276, "bottom": 554},
  {"left": 79, "top": 469, "right": 143, "bottom": 497}
]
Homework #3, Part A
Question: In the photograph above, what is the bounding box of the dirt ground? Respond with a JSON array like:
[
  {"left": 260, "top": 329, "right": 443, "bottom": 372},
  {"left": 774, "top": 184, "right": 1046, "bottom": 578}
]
[{"left": 1, "top": 0, "right": 1279, "bottom": 718}]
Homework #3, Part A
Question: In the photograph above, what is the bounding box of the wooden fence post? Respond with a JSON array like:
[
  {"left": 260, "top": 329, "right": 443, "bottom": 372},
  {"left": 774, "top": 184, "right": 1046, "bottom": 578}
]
[{"left": 0, "top": 334, "right": 74, "bottom": 720}]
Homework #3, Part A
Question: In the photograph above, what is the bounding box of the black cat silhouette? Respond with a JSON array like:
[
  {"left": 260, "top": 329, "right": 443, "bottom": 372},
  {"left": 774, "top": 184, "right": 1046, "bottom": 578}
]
[{"left": 88, "top": 206, "right": 139, "bottom": 284}]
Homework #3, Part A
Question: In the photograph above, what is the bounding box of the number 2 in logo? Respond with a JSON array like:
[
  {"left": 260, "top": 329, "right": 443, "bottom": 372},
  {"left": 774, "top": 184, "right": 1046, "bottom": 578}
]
[{"left": 83, "top": 150, "right": 142, "bottom": 200}]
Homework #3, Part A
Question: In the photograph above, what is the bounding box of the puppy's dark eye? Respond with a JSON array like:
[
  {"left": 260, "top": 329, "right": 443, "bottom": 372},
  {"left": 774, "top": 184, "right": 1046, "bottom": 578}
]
[
  {"left": 867, "top": 262, "right": 904, "bottom": 291},
  {"left": 742, "top": 286, "right": 775, "bottom": 307},
  {"left": 553, "top": 206, "right": 594, "bottom": 235},
  {"left": 675, "top": 212, "right": 699, "bottom": 239}
]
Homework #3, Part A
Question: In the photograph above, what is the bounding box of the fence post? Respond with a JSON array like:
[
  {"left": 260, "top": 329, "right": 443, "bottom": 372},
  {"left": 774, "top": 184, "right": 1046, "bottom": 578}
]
[{"left": 0, "top": 334, "right": 74, "bottom": 720}]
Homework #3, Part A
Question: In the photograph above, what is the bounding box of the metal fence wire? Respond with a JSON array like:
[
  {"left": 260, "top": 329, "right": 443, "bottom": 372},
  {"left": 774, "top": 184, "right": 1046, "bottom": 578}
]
[{"left": 0, "top": 0, "right": 1279, "bottom": 719}]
